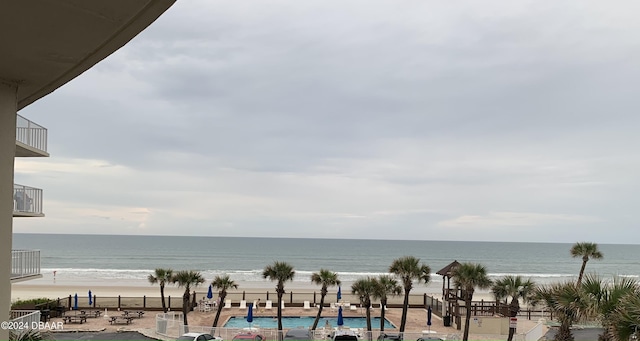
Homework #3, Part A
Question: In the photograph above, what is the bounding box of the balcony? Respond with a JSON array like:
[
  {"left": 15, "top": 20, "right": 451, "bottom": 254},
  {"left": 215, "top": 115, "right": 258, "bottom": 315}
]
[
  {"left": 15, "top": 114, "right": 49, "bottom": 157},
  {"left": 11, "top": 250, "right": 42, "bottom": 283},
  {"left": 13, "top": 184, "right": 44, "bottom": 217}
]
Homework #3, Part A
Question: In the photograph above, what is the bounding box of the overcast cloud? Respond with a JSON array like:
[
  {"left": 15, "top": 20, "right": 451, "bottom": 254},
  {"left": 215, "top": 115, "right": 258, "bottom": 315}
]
[{"left": 13, "top": 0, "right": 640, "bottom": 243}]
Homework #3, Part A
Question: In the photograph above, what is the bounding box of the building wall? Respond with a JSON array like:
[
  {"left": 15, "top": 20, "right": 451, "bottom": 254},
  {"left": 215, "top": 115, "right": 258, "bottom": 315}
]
[
  {"left": 456, "top": 316, "right": 509, "bottom": 335},
  {"left": 0, "top": 81, "right": 18, "bottom": 341}
]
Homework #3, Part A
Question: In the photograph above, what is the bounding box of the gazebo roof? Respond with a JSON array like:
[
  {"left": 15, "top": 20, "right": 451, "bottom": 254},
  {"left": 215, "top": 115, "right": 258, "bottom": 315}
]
[{"left": 436, "top": 260, "right": 461, "bottom": 277}]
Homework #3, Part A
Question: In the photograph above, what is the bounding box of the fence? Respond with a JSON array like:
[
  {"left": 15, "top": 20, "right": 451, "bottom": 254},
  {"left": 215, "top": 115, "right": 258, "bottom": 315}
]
[
  {"left": 53, "top": 291, "right": 442, "bottom": 312},
  {"left": 155, "top": 311, "right": 459, "bottom": 341}
]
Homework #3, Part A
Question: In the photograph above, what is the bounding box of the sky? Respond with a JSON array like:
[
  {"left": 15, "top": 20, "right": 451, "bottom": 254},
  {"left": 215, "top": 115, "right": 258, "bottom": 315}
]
[{"left": 13, "top": 1, "right": 640, "bottom": 243}]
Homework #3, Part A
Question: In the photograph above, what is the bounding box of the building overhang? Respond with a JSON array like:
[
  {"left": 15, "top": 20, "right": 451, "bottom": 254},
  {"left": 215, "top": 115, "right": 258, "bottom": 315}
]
[
  {"left": 10, "top": 274, "right": 43, "bottom": 284},
  {"left": 0, "top": 0, "right": 176, "bottom": 111},
  {"left": 15, "top": 142, "right": 50, "bottom": 158}
]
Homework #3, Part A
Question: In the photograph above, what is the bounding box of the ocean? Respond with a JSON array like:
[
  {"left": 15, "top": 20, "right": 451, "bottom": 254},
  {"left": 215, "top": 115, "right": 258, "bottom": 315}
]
[{"left": 12, "top": 233, "right": 640, "bottom": 293}]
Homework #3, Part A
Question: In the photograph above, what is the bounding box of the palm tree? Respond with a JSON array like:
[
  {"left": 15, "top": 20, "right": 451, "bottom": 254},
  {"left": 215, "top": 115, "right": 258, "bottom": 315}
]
[
  {"left": 582, "top": 274, "right": 640, "bottom": 341},
  {"left": 263, "top": 261, "right": 295, "bottom": 340},
  {"left": 148, "top": 268, "right": 173, "bottom": 313},
  {"left": 389, "top": 256, "right": 431, "bottom": 333},
  {"left": 310, "top": 269, "right": 341, "bottom": 330},
  {"left": 452, "top": 262, "right": 492, "bottom": 341},
  {"left": 172, "top": 270, "right": 205, "bottom": 327},
  {"left": 372, "top": 275, "right": 402, "bottom": 332},
  {"left": 606, "top": 290, "right": 640, "bottom": 341},
  {"left": 492, "top": 275, "right": 536, "bottom": 341},
  {"left": 570, "top": 242, "right": 603, "bottom": 286},
  {"left": 352, "top": 277, "right": 376, "bottom": 337},
  {"left": 210, "top": 274, "right": 238, "bottom": 330},
  {"left": 535, "top": 281, "right": 590, "bottom": 341}
]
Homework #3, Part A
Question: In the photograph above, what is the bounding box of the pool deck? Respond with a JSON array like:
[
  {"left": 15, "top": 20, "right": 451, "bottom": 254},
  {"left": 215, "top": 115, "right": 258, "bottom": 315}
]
[{"left": 44, "top": 305, "right": 546, "bottom": 340}]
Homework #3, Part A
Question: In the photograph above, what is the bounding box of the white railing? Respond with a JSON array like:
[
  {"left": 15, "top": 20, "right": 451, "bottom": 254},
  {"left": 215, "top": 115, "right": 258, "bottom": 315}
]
[
  {"left": 16, "top": 114, "right": 48, "bottom": 153},
  {"left": 11, "top": 250, "right": 41, "bottom": 281},
  {"left": 156, "top": 312, "right": 183, "bottom": 337},
  {"left": 8, "top": 310, "right": 41, "bottom": 332},
  {"left": 13, "top": 183, "right": 43, "bottom": 215}
]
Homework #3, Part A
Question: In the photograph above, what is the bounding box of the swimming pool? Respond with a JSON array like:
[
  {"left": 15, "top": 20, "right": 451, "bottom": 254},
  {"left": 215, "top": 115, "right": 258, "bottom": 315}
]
[{"left": 224, "top": 316, "right": 395, "bottom": 329}]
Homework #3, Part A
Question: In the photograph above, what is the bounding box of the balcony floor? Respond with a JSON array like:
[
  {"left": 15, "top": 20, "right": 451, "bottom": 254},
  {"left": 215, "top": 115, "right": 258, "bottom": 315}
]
[
  {"left": 15, "top": 141, "right": 49, "bottom": 157},
  {"left": 10, "top": 274, "right": 43, "bottom": 284}
]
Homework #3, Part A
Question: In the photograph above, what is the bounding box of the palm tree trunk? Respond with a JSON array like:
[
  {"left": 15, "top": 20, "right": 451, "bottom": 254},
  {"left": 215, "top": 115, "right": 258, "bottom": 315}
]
[
  {"left": 463, "top": 296, "right": 472, "bottom": 341},
  {"left": 506, "top": 299, "right": 519, "bottom": 341},
  {"left": 577, "top": 259, "right": 588, "bottom": 286},
  {"left": 277, "top": 292, "right": 283, "bottom": 341},
  {"left": 212, "top": 291, "right": 226, "bottom": 329},
  {"left": 558, "top": 317, "right": 573, "bottom": 341},
  {"left": 160, "top": 284, "right": 167, "bottom": 313},
  {"left": 400, "top": 290, "right": 410, "bottom": 332},
  {"left": 312, "top": 293, "right": 326, "bottom": 330},
  {"left": 182, "top": 290, "right": 190, "bottom": 332},
  {"left": 366, "top": 306, "right": 372, "bottom": 341},
  {"left": 380, "top": 299, "right": 386, "bottom": 331}
]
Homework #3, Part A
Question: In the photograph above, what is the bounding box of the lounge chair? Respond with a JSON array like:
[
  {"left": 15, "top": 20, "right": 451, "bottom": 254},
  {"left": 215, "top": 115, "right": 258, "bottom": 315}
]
[
  {"left": 303, "top": 301, "right": 311, "bottom": 310},
  {"left": 239, "top": 300, "right": 247, "bottom": 309},
  {"left": 350, "top": 304, "right": 357, "bottom": 311},
  {"left": 330, "top": 302, "right": 337, "bottom": 312},
  {"left": 252, "top": 300, "right": 258, "bottom": 310},
  {"left": 265, "top": 300, "right": 273, "bottom": 310},
  {"left": 281, "top": 301, "right": 286, "bottom": 309},
  {"left": 223, "top": 299, "right": 232, "bottom": 309}
]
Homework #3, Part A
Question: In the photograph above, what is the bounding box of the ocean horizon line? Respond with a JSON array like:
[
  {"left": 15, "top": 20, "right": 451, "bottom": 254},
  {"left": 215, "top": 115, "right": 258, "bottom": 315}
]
[{"left": 14, "top": 232, "right": 636, "bottom": 246}]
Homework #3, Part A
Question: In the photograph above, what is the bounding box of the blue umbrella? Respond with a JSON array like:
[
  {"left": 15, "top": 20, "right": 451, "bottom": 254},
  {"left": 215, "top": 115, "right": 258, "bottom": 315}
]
[
  {"left": 247, "top": 303, "right": 253, "bottom": 323},
  {"left": 427, "top": 306, "right": 432, "bottom": 333},
  {"left": 88, "top": 290, "right": 93, "bottom": 306},
  {"left": 337, "top": 286, "right": 342, "bottom": 301},
  {"left": 207, "top": 285, "right": 213, "bottom": 300},
  {"left": 73, "top": 293, "right": 78, "bottom": 310},
  {"left": 337, "top": 306, "right": 343, "bottom": 326}
]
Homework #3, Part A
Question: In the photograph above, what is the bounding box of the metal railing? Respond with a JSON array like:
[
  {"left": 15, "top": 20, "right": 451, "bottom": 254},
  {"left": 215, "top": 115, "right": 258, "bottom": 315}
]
[
  {"left": 13, "top": 183, "right": 43, "bottom": 216},
  {"left": 11, "top": 250, "right": 41, "bottom": 281},
  {"left": 8, "top": 310, "right": 41, "bottom": 332},
  {"left": 16, "top": 114, "right": 48, "bottom": 153}
]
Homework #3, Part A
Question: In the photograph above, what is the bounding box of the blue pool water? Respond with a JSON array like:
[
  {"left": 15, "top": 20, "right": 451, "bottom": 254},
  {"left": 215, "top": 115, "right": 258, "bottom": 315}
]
[{"left": 223, "top": 316, "right": 395, "bottom": 329}]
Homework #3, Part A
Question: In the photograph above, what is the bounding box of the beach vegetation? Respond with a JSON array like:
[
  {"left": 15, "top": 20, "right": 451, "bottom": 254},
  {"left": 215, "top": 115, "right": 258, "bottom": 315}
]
[
  {"left": 263, "top": 261, "right": 295, "bottom": 340},
  {"left": 581, "top": 274, "right": 640, "bottom": 341},
  {"left": 388, "top": 256, "right": 431, "bottom": 334},
  {"left": 148, "top": 268, "right": 174, "bottom": 313},
  {"left": 605, "top": 289, "right": 640, "bottom": 341},
  {"left": 351, "top": 277, "right": 376, "bottom": 335},
  {"left": 9, "top": 329, "right": 50, "bottom": 341},
  {"left": 570, "top": 242, "right": 603, "bottom": 286},
  {"left": 10, "top": 298, "right": 53, "bottom": 310},
  {"left": 535, "top": 281, "right": 590, "bottom": 341},
  {"left": 310, "top": 268, "right": 341, "bottom": 331},
  {"left": 452, "top": 262, "right": 492, "bottom": 341},
  {"left": 371, "top": 275, "right": 402, "bottom": 332},
  {"left": 491, "top": 275, "right": 537, "bottom": 341},
  {"left": 172, "top": 270, "right": 205, "bottom": 329},
  {"left": 211, "top": 274, "right": 239, "bottom": 329}
]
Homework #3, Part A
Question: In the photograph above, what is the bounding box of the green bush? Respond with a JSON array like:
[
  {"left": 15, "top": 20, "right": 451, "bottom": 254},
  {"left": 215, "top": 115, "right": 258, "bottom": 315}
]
[{"left": 11, "top": 298, "right": 54, "bottom": 310}]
